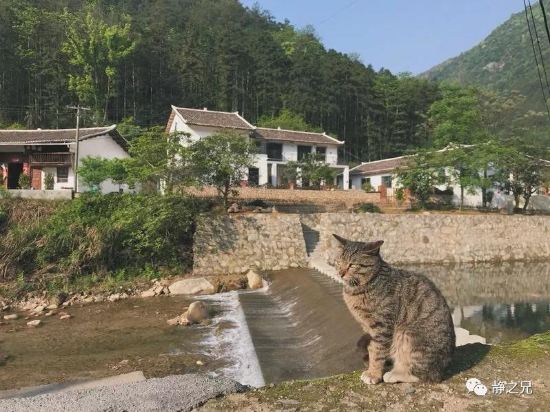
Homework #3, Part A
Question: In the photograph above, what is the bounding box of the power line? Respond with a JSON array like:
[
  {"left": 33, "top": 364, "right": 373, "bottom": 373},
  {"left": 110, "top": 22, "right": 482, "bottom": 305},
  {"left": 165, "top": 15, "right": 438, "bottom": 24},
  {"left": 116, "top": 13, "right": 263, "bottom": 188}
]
[
  {"left": 528, "top": 1, "right": 550, "bottom": 93},
  {"left": 524, "top": 0, "right": 550, "bottom": 117},
  {"left": 319, "top": 0, "right": 361, "bottom": 25},
  {"left": 538, "top": 0, "right": 550, "bottom": 48}
]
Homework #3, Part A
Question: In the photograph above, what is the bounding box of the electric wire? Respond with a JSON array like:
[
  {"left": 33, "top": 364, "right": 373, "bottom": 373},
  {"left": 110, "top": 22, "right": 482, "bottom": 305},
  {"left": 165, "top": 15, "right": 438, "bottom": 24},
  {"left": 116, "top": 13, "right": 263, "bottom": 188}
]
[{"left": 524, "top": 0, "right": 550, "bottom": 117}]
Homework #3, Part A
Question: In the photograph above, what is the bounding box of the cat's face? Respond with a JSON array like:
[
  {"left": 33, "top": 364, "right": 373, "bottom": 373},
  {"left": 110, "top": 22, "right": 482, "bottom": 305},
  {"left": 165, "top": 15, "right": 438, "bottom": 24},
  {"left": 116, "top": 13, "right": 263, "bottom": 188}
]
[{"left": 332, "top": 234, "right": 384, "bottom": 282}]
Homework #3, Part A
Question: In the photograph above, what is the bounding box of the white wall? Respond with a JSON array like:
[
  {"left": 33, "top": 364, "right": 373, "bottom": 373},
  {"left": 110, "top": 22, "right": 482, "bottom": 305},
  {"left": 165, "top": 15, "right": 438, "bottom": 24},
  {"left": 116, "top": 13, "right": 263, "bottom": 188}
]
[
  {"left": 326, "top": 146, "right": 338, "bottom": 165},
  {"left": 350, "top": 174, "right": 384, "bottom": 191},
  {"left": 282, "top": 143, "right": 298, "bottom": 162},
  {"left": 41, "top": 166, "right": 74, "bottom": 191},
  {"left": 76, "top": 135, "right": 131, "bottom": 194}
]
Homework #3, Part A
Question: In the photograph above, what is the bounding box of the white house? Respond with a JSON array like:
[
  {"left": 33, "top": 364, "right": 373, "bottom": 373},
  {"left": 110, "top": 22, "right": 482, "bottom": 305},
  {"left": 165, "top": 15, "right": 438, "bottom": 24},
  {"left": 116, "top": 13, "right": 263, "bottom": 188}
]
[
  {"left": 166, "top": 106, "right": 350, "bottom": 189},
  {"left": 349, "top": 154, "right": 486, "bottom": 207},
  {"left": 0, "top": 125, "right": 129, "bottom": 194}
]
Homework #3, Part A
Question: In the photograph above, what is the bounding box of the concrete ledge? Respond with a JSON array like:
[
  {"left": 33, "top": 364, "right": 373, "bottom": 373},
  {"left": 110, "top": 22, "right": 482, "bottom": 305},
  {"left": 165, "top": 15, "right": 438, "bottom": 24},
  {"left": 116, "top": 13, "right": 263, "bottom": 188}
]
[{"left": 7, "top": 189, "right": 73, "bottom": 200}]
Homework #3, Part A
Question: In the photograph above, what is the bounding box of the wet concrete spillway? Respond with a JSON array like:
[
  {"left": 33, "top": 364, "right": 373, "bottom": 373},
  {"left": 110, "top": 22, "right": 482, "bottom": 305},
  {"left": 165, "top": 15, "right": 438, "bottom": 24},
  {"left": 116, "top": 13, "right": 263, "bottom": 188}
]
[{"left": 239, "top": 269, "right": 364, "bottom": 384}]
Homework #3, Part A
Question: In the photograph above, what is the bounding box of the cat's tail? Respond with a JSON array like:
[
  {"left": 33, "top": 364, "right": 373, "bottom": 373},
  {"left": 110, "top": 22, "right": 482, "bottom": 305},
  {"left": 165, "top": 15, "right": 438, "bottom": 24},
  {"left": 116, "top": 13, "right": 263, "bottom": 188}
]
[{"left": 356, "top": 333, "right": 371, "bottom": 365}]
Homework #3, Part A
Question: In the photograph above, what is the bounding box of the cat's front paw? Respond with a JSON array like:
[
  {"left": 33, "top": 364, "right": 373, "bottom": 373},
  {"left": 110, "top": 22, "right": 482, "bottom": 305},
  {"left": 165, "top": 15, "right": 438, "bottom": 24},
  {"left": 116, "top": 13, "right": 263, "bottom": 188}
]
[{"left": 360, "top": 370, "right": 382, "bottom": 385}]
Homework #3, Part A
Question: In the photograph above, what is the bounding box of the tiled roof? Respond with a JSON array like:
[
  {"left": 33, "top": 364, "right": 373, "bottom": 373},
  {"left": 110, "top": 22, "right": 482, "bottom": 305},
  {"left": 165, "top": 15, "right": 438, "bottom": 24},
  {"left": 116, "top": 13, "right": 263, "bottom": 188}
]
[
  {"left": 255, "top": 127, "right": 343, "bottom": 145},
  {"left": 0, "top": 125, "right": 128, "bottom": 151},
  {"left": 349, "top": 156, "right": 407, "bottom": 176},
  {"left": 174, "top": 107, "right": 254, "bottom": 130}
]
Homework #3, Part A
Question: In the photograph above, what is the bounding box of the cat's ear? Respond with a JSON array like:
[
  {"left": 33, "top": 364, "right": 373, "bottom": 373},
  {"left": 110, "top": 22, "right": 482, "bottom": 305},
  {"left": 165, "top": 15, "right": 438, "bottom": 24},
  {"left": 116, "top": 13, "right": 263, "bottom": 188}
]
[
  {"left": 365, "top": 240, "right": 384, "bottom": 255},
  {"left": 332, "top": 234, "right": 348, "bottom": 246}
]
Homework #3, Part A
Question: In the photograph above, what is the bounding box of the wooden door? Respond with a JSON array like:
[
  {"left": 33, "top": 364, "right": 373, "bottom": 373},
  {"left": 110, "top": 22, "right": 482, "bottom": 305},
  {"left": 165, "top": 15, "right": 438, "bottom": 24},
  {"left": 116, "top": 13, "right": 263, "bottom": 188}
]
[{"left": 31, "top": 167, "right": 42, "bottom": 190}]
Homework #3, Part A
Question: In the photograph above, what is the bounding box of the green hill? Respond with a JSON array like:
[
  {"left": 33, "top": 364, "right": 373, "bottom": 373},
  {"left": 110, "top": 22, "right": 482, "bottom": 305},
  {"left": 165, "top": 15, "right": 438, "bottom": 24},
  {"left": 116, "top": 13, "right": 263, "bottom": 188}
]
[{"left": 423, "top": 2, "right": 550, "bottom": 115}]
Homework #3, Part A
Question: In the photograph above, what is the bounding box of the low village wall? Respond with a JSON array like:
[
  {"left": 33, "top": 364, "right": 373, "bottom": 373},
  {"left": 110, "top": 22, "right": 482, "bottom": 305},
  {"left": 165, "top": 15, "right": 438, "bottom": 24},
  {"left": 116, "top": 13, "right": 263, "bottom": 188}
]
[
  {"left": 193, "top": 213, "right": 550, "bottom": 275},
  {"left": 188, "top": 187, "right": 382, "bottom": 208}
]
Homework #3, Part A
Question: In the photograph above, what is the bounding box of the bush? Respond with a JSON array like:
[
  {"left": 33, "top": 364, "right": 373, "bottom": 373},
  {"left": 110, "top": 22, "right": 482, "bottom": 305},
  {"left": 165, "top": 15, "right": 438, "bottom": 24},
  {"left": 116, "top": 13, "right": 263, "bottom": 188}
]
[
  {"left": 355, "top": 202, "right": 382, "bottom": 213},
  {"left": 244, "top": 199, "right": 270, "bottom": 208},
  {"left": 44, "top": 173, "right": 55, "bottom": 190},
  {"left": 0, "top": 194, "right": 205, "bottom": 291},
  {"left": 362, "top": 181, "right": 375, "bottom": 193},
  {"left": 18, "top": 173, "right": 31, "bottom": 189}
]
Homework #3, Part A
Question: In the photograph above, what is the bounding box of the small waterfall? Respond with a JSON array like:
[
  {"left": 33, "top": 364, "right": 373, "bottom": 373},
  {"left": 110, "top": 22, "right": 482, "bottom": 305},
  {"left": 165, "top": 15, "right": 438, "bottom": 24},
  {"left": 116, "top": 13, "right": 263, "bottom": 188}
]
[
  {"left": 238, "top": 269, "right": 364, "bottom": 383},
  {"left": 200, "top": 292, "right": 265, "bottom": 388}
]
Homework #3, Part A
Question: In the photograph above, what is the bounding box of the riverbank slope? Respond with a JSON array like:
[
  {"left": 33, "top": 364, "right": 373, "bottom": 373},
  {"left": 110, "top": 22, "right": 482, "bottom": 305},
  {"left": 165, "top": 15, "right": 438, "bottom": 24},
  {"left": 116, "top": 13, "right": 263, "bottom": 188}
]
[{"left": 201, "top": 332, "right": 550, "bottom": 411}]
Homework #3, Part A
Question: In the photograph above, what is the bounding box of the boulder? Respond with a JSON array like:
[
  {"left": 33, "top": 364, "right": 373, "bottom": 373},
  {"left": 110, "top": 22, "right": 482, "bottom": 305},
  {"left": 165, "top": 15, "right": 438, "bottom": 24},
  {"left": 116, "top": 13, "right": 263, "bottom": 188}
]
[
  {"left": 528, "top": 195, "right": 550, "bottom": 212},
  {"left": 141, "top": 289, "right": 156, "bottom": 298},
  {"left": 3, "top": 314, "right": 18, "bottom": 320},
  {"left": 59, "top": 314, "right": 72, "bottom": 320},
  {"left": 227, "top": 203, "right": 241, "bottom": 213},
  {"left": 247, "top": 270, "right": 264, "bottom": 290},
  {"left": 27, "top": 319, "right": 41, "bottom": 327},
  {"left": 186, "top": 301, "right": 209, "bottom": 323},
  {"left": 168, "top": 278, "right": 215, "bottom": 296}
]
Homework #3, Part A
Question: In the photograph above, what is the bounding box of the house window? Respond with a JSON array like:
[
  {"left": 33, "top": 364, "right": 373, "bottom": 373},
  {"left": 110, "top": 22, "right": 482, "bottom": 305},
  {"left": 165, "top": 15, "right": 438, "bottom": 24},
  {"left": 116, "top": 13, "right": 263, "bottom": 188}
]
[
  {"left": 381, "top": 175, "right": 393, "bottom": 188},
  {"left": 315, "top": 147, "right": 327, "bottom": 161},
  {"left": 266, "top": 143, "right": 283, "bottom": 161},
  {"left": 57, "top": 166, "right": 69, "bottom": 183},
  {"left": 298, "top": 145, "right": 312, "bottom": 161}
]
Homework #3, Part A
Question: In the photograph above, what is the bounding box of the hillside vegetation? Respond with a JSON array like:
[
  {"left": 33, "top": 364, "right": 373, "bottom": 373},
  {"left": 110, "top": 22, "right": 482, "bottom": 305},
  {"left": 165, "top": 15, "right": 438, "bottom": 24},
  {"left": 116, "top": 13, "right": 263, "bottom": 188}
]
[
  {"left": 424, "top": 2, "right": 550, "bottom": 118},
  {"left": 0, "top": 0, "right": 441, "bottom": 162}
]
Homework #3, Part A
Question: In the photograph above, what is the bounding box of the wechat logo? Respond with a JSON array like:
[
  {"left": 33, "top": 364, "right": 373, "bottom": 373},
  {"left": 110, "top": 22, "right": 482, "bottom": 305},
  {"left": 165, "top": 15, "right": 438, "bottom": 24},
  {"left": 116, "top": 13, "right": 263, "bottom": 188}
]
[{"left": 466, "top": 378, "right": 488, "bottom": 396}]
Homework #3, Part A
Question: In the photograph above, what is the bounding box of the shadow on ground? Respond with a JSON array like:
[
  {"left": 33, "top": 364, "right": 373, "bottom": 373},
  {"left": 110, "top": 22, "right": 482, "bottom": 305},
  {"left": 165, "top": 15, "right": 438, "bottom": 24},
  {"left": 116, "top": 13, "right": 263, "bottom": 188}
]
[{"left": 445, "top": 342, "right": 490, "bottom": 379}]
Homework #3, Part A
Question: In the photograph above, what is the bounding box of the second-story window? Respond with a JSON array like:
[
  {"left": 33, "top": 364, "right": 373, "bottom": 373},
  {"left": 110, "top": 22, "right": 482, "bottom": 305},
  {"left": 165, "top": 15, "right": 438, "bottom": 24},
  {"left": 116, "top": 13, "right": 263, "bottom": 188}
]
[
  {"left": 315, "top": 147, "right": 327, "bottom": 161},
  {"left": 266, "top": 143, "right": 283, "bottom": 161},
  {"left": 298, "top": 145, "right": 312, "bottom": 161}
]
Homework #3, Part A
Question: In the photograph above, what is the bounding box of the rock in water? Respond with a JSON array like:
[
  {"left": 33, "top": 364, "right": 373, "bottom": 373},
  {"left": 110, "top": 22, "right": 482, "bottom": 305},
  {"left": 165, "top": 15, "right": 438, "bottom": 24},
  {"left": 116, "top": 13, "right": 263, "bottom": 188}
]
[
  {"left": 3, "top": 314, "right": 18, "bottom": 320},
  {"left": 186, "top": 301, "right": 209, "bottom": 323},
  {"left": 27, "top": 320, "right": 41, "bottom": 327},
  {"left": 168, "top": 278, "right": 215, "bottom": 296},
  {"left": 247, "top": 270, "right": 264, "bottom": 290}
]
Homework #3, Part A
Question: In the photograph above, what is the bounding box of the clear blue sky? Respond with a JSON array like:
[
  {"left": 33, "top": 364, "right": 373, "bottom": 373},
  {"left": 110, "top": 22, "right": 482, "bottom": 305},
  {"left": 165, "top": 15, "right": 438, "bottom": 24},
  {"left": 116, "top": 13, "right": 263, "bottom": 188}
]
[{"left": 240, "top": 0, "right": 524, "bottom": 74}]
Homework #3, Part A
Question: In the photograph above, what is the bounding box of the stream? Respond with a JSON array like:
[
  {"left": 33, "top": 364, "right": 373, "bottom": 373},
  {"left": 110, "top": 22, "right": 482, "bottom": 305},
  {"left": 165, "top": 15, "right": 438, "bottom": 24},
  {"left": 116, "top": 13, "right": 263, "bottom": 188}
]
[{"left": 1, "top": 262, "right": 550, "bottom": 392}]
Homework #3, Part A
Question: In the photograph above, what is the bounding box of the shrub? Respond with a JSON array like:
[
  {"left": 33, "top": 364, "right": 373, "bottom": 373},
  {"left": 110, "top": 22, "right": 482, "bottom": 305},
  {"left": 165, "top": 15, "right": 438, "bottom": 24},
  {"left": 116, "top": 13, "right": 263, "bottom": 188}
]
[
  {"left": 244, "top": 199, "right": 270, "bottom": 208},
  {"left": 395, "top": 187, "right": 405, "bottom": 204},
  {"left": 355, "top": 202, "right": 382, "bottom": 213},
  {"left": 0, "top": 194, "right": 204, "bottom": 291},
  {"left": 362, "top": 181, "right": 374, "bottom": 193},
  {"left": 18, "top": 173, "right": 31, "bottom": 189},
  {"left": 44, "top": 173, "right": 55, "bottom": 190}
]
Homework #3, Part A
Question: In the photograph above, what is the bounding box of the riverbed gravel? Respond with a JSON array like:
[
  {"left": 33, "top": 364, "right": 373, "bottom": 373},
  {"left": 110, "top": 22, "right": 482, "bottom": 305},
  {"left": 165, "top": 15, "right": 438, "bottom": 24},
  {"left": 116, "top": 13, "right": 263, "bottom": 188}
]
[{"left": 0, "top": 374, "right": 247, "bottom": 412}]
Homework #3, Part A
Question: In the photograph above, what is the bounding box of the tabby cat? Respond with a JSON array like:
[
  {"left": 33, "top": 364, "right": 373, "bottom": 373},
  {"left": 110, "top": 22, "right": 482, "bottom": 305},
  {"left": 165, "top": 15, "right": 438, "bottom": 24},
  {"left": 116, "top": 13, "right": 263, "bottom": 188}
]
[{"left": 333, "top": 234, "right": 455, "bottom": 384}]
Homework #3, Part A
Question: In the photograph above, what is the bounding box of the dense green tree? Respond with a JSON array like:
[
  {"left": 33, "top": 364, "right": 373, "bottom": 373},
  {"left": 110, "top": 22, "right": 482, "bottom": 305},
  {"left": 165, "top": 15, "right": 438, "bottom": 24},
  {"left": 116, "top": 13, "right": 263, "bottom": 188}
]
[
  {"left": 189, "top": 132, "right": 256, "bottom": 208},
  {"left": 0, "top": 0, "right": 439, "bottom": 163}
]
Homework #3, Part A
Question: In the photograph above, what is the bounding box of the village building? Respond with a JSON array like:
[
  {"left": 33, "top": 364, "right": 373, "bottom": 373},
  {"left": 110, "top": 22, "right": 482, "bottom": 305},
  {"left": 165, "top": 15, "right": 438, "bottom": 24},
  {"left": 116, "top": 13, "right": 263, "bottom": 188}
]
[
  {"left": 0, "top": 125, "right": 129, "bottom": 194},
  {"left": 349, "top": 154, "right": 491, "bottom": 207},
  {"left": 166, "top": 106, "right": 350, "bottom": 190}
]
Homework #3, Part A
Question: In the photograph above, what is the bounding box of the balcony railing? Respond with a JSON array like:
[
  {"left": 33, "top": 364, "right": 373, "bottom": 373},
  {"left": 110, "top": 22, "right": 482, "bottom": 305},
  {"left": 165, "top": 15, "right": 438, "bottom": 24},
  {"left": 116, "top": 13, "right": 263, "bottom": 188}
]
[{"left": 29, "top": 152, "right": 74, "bottom": 166}]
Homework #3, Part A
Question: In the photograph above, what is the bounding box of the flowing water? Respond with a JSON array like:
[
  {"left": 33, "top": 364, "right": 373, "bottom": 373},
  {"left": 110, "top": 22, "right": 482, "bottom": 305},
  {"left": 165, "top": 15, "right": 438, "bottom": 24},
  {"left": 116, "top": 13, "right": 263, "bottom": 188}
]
[{"left": 1, "top": 262, "right": 549, "bottom": 392}]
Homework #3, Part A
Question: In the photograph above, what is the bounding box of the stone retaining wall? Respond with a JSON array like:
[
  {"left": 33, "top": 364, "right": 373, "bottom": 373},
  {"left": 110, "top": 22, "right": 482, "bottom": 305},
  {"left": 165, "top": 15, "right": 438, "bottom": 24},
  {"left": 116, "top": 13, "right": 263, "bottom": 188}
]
[
  {"left": 315, "top": 213, "right": 550, "bottom": 265},
  {"left": 193, "top": 213, "right": 550, "bottom": 275},
  {"left": 193, "top": 214, "right": 308, "bottom": 276}
]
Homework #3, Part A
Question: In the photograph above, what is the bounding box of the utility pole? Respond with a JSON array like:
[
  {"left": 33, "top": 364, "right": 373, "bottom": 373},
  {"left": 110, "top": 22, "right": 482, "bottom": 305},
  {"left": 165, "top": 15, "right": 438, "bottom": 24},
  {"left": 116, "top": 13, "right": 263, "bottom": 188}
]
[{"left": 67, "top": 105, "right": 90, "bottom": 193}]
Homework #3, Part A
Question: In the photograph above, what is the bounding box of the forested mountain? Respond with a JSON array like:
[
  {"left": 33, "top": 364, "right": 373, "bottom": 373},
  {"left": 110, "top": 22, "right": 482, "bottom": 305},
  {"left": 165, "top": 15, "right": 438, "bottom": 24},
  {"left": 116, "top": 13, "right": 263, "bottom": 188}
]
[
  {"left": 424, "top": 2, "right": 550, "bottom": 117},
  {"left": 0, "top": 0, "right": 440, "bottom": 162}
]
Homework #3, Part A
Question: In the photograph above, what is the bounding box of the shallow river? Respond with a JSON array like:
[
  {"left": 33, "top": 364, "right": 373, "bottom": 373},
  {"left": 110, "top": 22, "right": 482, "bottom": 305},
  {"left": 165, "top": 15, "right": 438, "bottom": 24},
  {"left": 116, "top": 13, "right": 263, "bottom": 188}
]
[{"left": 1, "top": 262, "right": 549, "bottom": 391}]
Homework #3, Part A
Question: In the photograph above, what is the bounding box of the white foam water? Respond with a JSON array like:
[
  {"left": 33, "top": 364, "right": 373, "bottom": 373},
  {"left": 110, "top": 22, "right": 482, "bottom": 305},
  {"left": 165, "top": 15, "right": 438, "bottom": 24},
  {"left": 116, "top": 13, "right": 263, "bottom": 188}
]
[{"left": 200, "top": 291, "right": 265, "bottom": 388}]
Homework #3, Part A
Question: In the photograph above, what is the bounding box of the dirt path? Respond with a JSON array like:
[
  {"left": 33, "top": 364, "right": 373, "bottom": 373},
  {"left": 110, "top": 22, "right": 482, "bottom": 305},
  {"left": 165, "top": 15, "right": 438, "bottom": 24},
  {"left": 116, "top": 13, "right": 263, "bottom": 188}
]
[{"left": 201, "top": 332, "right": 550, "bottom": 411}]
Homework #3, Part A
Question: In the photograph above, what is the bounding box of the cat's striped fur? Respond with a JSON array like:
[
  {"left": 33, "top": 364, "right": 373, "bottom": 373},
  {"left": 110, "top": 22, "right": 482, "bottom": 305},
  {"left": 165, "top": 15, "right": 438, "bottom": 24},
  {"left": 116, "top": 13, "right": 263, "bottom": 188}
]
[{"left": 333, "top": 234, "right": 455, "bottom": 384}]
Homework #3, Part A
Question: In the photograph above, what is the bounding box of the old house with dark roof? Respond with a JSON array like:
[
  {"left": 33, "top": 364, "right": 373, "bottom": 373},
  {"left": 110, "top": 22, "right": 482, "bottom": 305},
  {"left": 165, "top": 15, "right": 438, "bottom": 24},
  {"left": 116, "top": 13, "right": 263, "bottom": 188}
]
[
  {"left": 0, "top": 125, "right": 129, "bottom": 194},
  {"left": 166, "top": 106, "right": 350, "bottom": 189}
]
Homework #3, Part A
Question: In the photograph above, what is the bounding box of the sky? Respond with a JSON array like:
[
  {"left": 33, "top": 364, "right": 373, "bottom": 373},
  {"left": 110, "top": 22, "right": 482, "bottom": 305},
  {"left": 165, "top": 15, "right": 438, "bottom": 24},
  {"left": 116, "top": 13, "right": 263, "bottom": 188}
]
[{"left": 240, "top": 0, "right": 524, "bottom": 74}]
